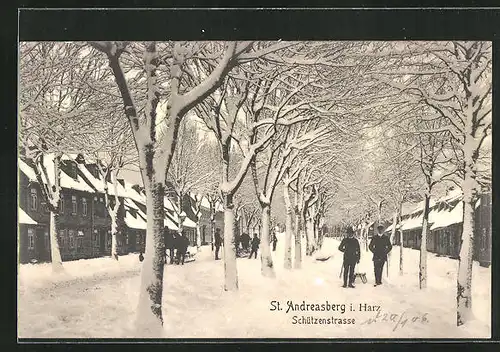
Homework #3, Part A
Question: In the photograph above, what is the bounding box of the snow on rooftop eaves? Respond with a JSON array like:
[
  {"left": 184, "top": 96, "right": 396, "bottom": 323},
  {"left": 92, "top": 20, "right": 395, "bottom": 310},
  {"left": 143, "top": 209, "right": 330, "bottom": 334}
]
[
  {"left": 18, "top": 159, "right": 37, "bottom": 182},
  {"left": 40, "top": 153, "right": 95, "bottom": 193},
  {"left": 182, "top": 216, "right": 197, "bottom": 229},
  {"left": 18, "top": 207, "right": 38, "bottom": 225},
  {"left": 164, "top": 197, "right": 178, "bottom": 212},
  {"left": 121, "top": 180, "right": 146, "bottom": 203},
  {"left": 78, "top": 164, "right": 129, "bottom": 197},
  {"left": 430, "top": 202, "right": 464, "bottom": 231},
  {"left": 124, "top": 209, "right": 147, "bottom": 230},
  {"left": 165, "top": 217, "right": 179, "bottom": 231},
  {"left": 400, "top": 214, "right": 424, "bottom": 231}
]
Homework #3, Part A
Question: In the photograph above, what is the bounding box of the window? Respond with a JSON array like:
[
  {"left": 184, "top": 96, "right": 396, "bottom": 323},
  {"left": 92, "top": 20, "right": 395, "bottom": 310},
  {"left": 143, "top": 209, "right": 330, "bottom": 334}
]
[
  {"left": 72, "top": 195, "right": 77, "bottom": 215},
  {"left": 93, "top": 232, "right": 99, "bottom": 247},
  {"left": 60, "top": 197, "right": 65, "bottom": 214},
  {"left": 59, "top": 229, "right": 66, "bottom": 249},
  {"left": 30, "top": 189, "right": 37, "bottom": 211},
  {"left": 44, "top": 231, "right": 49, "bottom": 249},
  {"left": 69, "top": 230, "right": 75, "bottom": 249},
  {"left": 82, "top": 198, "right": 88, "bottom": 216},
  {"left": 77, "top": 237, "right": 83, "bottom": 252},
  {"left": 28, "top": 228, "right": 34, "bottom": 249},
  {"left": 105, "top": 233, "right": 112, "bottom": 250}
]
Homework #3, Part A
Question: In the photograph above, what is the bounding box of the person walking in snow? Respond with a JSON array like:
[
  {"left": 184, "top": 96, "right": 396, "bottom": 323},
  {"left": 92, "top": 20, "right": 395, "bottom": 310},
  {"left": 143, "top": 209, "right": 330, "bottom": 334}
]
[
  {"left": 240, "top": 232, "right": 250, "bottom": 251},
  {"left": 175, "top": 232, "right": 190, "bottom": 265},
  {"left": 272, "top": 232, "right": 278, "bottom": 251},
  {"left": 248, "top": 233, "right": 260, "bottom": 259},
  {"left": 164, "top": 231, "right": 176, "bottom": 264},
  {"left": 369, "top": 225, "right": 392, "bottom": 286},
  {"left": 214, "top": 228, "right": 222, "bottom": 260},
  {"left": 338, "top": 227, "right": 360, "bottom": 288}
]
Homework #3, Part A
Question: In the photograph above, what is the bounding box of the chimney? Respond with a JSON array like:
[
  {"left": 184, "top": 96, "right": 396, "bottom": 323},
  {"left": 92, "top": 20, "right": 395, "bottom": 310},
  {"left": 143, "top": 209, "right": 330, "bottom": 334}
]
[{"left": 75, "top": 154, "right": 86, "bottom": 164}]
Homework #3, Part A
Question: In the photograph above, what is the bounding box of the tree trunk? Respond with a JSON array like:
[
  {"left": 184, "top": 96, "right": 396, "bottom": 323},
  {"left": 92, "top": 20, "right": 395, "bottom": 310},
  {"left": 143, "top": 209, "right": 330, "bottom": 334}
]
[
  {"left": 302, "top": 209, "right": 310, "bottom": 256},
  {"left": 399, "top": 230, "right": 404, "bottom": 276},
  {"left": 294, "top": 210, "right": 302, "bottom": 269},
  {"left": 305, "top": 214, "right": 315, "bottom": 255},
  {"left": 223, "top": 193, "right": 238, "bottom": 291},
  {"left": 260, "top": 203, "right": 275, "bottom": 278},
  {"left": 361, "top": 226, "right": 368, "bottom": 252},
  {"left": 389, "top": 206, "right": 400, "bottom": 269},
  {"left": 390, "top": 211, "right": 398, "bottom": 246},
  {"left": 196, "top": 221, "right": 202, "bottom": 248},
  {"left": 283, "top": 185, "right": 293, "bottom": 270},
  {"left": 110, "top": 210, "right": 119, "bottom": 261},
  {"left": 419, "top": 194, "right": 430, "bottom": 289},
  {"left": 457, "top": 190, "right": 476, "bottom": 326},
  {"left": 210, "top": 206, "right": 216, "bottom": 251},
  {"left": 135, "top": 180, "right": 166, "bottom": 336},
  {"left": 49, "top": 210, "right": 64, "bottom": 273}
]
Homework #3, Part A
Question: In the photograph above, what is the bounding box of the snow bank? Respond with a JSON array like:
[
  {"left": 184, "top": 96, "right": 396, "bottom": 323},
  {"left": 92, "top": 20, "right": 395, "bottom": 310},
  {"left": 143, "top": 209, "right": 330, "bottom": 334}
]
[{"left": 18, "top": 237, "right": 490, "bottom": 339}]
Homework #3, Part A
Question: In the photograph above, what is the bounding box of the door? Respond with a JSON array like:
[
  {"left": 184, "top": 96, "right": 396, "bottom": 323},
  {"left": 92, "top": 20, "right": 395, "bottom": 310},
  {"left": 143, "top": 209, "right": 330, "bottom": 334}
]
[
  {"left": 35, "top": 228, "right": 45, "bottom": 262},
  {"left": 99, "top": 229, "right": 106, "bottom": 254}
]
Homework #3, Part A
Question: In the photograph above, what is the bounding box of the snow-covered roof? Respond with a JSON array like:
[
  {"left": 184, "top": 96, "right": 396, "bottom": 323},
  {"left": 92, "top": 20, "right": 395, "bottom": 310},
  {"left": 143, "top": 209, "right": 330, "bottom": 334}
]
[
  {"left": 201, "top": 197, "right": 210, "bottom": 209},
  {"left": 400, "top": 189, "right": 464, "bottom": 218},
  {"left": 36, "top": 153, "right": 95, "bottom": 193},
  {"left": 121, "top": 180, "right": 146, "bottom": 204},
  {"left": 18, "top": 207, "right": 37, "bottom": 225},
  {"left": 183, "top": 216, "right": 197, "bottom": 228},
  {"left": 164, "top": 197, "right": 177, "bottom": 212},
  {"left": 19, "top": 159, "right": 37, "bottom": 182},
  {"left": 400, "top": 214, "right": 423, "bottom": 231},
  {"left": 385, "top": 223, "right": 400, "bottom": 233},
  {"left": 430, "top": 202, "right": 463, "bottom": 231},
  {"left": 165, "top": 217, "right": 179, "bottom": 231},
  {"left": 77, "top": 164, "right": 129, "bottom": 197},
  {"left": 124, "top": 210, "right": 147, "bottom": 230}
]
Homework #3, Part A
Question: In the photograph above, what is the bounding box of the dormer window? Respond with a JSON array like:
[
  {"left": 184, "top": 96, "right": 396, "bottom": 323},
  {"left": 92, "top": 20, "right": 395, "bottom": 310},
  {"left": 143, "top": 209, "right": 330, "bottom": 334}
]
[
  {"left": 71, "top": 163, "right": 78, "bottom": 179},
  {"left": 30, "top": 188, "right": 37, "bottom": 211}
]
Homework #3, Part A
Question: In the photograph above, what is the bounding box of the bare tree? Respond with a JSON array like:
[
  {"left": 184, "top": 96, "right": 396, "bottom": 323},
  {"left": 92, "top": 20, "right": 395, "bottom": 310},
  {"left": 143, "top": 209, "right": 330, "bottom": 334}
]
[
  {"left": 89, "top": 40, "right": 292, "bottom": 332},
  {"left": 19, "top": 42, "right": 113, "bottom": 273},
  {"left": 251, "top": 121, "right": 329, "bottom": 277},
  {"left": 373, "top": 41, "right": 492, "bottom": 325}
]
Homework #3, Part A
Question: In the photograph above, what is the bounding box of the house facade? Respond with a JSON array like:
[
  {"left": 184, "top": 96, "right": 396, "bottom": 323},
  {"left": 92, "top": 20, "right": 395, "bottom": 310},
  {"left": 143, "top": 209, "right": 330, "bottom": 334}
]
[
  {"left": 388, "top": 191, "right": 492, "bottom": 267},
  {"left": 18, "top": 154, "right": 225, "bottom": 264}
]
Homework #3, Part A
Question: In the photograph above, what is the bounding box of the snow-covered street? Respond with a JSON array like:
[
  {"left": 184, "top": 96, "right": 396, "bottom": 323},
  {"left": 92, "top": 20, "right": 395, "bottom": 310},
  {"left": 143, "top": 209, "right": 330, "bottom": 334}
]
[{"left": 17, "top": 234, "right": 490, "bottom": 339}]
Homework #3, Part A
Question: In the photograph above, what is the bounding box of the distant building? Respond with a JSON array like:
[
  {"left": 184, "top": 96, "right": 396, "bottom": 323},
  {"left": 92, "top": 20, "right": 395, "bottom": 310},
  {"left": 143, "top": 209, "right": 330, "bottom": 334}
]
[{"left": 17, "top": 154, "right": 225, "bottom": 264}]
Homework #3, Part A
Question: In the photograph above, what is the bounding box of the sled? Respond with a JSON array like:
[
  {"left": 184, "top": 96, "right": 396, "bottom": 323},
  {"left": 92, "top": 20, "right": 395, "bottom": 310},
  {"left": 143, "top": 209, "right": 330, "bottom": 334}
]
[
  {"left": 354, "top": 272, "right": 367, "bottom": 284},
  {"left": 164, "top": 248, "right": 197, "bottom": 264},
  {"left": 184, "top": 252, "right": 196, "bottom": 263},
  {"left": 315, "top": 255, "right": 332, "bottom": 262}
]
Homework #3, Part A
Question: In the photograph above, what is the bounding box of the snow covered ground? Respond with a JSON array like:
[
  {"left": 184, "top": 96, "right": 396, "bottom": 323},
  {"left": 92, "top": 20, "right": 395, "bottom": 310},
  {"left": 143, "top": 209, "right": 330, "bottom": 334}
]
[{"left": 18, "top": 233, "right": 491, "bottom": 339}]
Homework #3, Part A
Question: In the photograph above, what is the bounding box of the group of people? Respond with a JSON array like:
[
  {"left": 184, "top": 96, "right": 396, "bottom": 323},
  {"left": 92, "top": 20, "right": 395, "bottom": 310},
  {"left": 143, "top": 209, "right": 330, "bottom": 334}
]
[
  {"left": 165, "top": 231, "right": 191, "bottom": 265},
  {"left": 138, "top": 231, "right": 191, "bottom": 265},
  {"left": 338, "top": 225, "right": 392, "bottom": 288},
  {"left": 212, "top": 230, "right": 278, "bottom": 260}
]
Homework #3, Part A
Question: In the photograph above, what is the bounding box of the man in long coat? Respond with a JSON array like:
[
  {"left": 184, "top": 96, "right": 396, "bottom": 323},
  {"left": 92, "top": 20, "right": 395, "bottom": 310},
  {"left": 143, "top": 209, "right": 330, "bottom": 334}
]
[
  {"left": 369, "top": 225, "right": 393, "bottom": 286},
  {"left": 338, "top": 227, "right": 360, "bottom": 288}
]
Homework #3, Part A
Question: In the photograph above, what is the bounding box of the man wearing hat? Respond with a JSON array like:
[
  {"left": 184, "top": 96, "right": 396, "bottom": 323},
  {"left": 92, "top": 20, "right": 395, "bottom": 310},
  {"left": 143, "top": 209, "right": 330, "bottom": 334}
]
[
  {"left": 369, "top": 225, "right": 393, "bottom": 286},
  {"left": 338, "top": 227, "right": 361, "bottom": 288}
]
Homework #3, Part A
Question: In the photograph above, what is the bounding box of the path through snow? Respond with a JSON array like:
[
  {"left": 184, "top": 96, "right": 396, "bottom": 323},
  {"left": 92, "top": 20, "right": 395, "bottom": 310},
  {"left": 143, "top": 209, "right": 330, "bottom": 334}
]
[{"left": 18, "top": 235, "right": 491, "bottom": 339}]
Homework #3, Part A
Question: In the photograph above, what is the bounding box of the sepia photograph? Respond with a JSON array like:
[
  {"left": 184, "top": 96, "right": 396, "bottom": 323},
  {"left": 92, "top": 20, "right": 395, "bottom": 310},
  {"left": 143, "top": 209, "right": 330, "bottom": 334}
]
[{"left": 17, "top": 36, "right": 492, "bottom": 339}]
